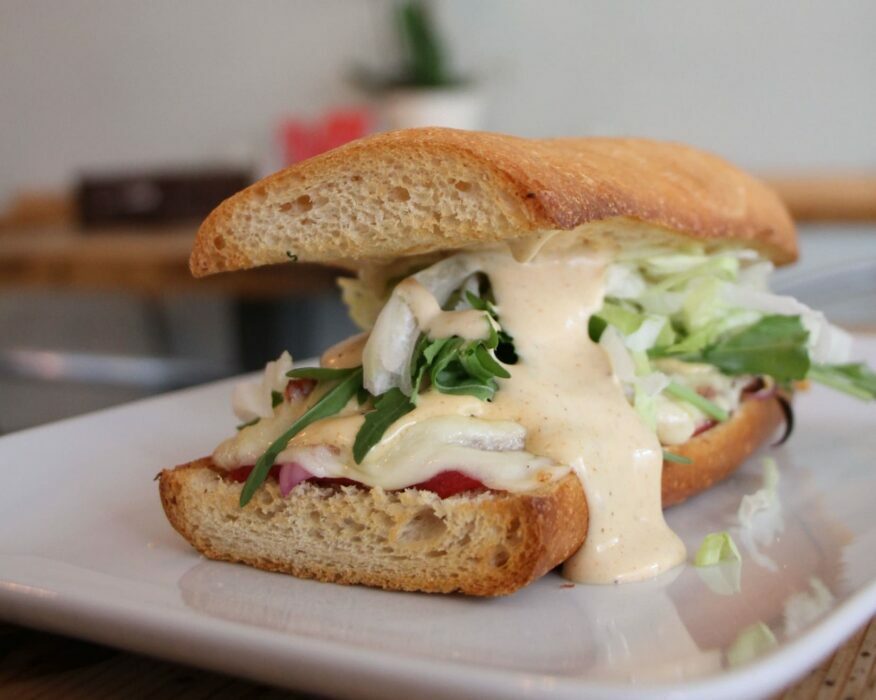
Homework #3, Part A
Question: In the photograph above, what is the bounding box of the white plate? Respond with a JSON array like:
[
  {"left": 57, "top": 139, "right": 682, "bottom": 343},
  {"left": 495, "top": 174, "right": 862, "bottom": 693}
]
[{"left": 1, "top": 338, "right": 875, "bottom": 700}]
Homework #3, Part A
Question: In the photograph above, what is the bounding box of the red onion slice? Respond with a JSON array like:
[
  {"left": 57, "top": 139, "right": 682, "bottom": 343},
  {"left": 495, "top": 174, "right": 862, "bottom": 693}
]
[{"left": 278, "top": 462, "right": 313, "bottom": 497}]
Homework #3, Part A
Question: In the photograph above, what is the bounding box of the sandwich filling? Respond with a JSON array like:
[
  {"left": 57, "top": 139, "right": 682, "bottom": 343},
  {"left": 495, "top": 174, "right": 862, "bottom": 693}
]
[{"left": 212, "top": 235, "right": 873, "bottom": 584}]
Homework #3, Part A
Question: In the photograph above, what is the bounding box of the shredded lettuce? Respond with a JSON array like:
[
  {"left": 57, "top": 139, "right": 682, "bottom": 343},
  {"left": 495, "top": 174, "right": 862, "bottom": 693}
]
[
  {"left": 694, "top": 531, "right": 741, "bottom": 567},
  {"left": 596, "top": 246, "right": 873, "bottom": 443},
  {"left": 726, "top": 622, "right": 777, "bottom": 666},
  {"left": 738, "top": 458, "right": 780, "bottom": 529},
  {"left": 734, "top": 457, "right": 784, "bottom": 572},
  {"left": 783, "top": 578, "right": 834, "bottom": 636}
]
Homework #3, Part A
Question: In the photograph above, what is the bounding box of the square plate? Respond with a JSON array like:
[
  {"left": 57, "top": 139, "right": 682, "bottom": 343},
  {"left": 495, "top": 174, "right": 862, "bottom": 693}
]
[{"left": 2, "top": 336, "right": 875, "bottom": 700}]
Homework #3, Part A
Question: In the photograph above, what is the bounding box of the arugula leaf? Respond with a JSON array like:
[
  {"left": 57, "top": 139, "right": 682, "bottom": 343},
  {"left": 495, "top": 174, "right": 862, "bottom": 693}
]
[
  {"left": 472, "top": 343, "right": 511, "bottom": 378},
  {"left": 356, "top": 386, "right": 370, "bottom": 406},
  {"left": 665, "top": 381, "right": 729, "bottom": 422},
  {"left": 430, "top": 338, "right": 499, "bottom": 401},
  {"left": 271, "top": 390, "right": 283, "bottom": 408},
  {"left": 409, "top": 335, "right": 451, "bottom": 402},
  {"left": 287, "top": 366, "right": 360, "bottom": 381},
  {"left": 663, "top": 450, "right": 693, "bottom": 465},
  {"left": 808, "top": 363, "right": 876, "bottom": 400},
  {"left": 240, "top": 367, "right": 363, "bottom": 507},
  {"left": 352, "top": 388, "right": 414, "bottom": 463},
  {"left": 464, "top": 290, "right": 491, "bottom": 312},
  {"left": 465, "top": 291, "right": 516, "bottom": 360},
  {"left": 701, "top": 315, "right": 810, "bottom": 382},
  {"left": 657, "top": 315, "right": 811, "bottom": 384},
  {"left": 589, "top": 315, "right": 608, "bottom": 342}
]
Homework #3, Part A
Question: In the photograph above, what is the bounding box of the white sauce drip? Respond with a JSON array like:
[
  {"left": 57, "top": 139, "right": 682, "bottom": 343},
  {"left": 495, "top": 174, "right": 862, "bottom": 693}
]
[
  {"left": 216, "top": 245, "right": 687, "bottom": 585},
  {"left": 468, "top": 250, "right": 686, "bottom": 583},
  {"left": 395, "top": 278, "right": 491, "bottom": 341}
]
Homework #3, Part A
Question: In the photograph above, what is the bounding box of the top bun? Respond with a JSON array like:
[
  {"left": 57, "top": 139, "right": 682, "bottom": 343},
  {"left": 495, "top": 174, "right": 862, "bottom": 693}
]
[{"left": 190, "top": 128, "right": 797, "bottom": 276}]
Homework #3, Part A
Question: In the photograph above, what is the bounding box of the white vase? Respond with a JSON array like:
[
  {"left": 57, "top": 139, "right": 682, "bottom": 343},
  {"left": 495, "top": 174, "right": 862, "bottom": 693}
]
[{"left": 379, "top": 87, "right": 485, "bottom": 131}]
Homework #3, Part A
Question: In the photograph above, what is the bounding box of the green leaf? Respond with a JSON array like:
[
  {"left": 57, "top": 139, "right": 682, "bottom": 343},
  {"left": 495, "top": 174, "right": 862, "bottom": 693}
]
[
  {"left": 459, "top": 344, "right": 495, "bottom": 383},
  {"left": 410, "top": 335, "right": 451, "bottom": 402},
  {"left": 356, "top": 386, "right": 370, "bottom": 406},
  {"left": 352, "top": 388, "right": 414, "bottom": 463},
  {"left": 465, "top": 290, "right": 516, "bottom": 359},
  {"left": 694, "top": 531, "right": 741, "bottom": 567},
  {"left": 598, "top": 300, "right": 645, "bottom": 335},
  {"left": 428, "top": 338, "right": 497, "bottom": 400},
  {"left": 473, "top": 343, "right": 510, "bottom": 379},
  {"left": 588, "top": 315, "right": 608, "bottom": 342},
  {"left": 464, "top": 290, "right": 489, "bottom": 312},
  {"left": 271, "top": 390, "right": 283, "bottom": 408},
  {"left": 701, "top": 315, "right": 810, "bottom": 382},
  {"left": 433, "top": 372, "right": 496, "bottom": 401},
  {"left": 287, "top": 366, "right": 360, "bottom": 381},
  {"left": 422, "top": 336, "right": 451, "bottom": 364},
  {"left": 808, "top": 362, "right": 876, "bottom": 401},
  {"left": 665, "top": 381, "right": 729, "bottom": 422},
  {"left": 240, "top": 368, "right": 363, "bottom": 507},
  {"left": 726, "top": 622, "right": 777, "bottom": 667},
  {"left": 236, "top": 417, "right": 259, "bottom": 431},
  {"left": 663, "top": 450, "right": 693, "bottom": 464}
]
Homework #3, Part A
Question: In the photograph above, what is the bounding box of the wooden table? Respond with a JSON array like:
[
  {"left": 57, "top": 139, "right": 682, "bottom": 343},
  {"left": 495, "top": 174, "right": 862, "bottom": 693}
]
[
  {"left": 2, "top": 172, "right": 876, "bottom": 296},
  {"left": 0, "top": 224, "right": 339, "bottom": 298},
  {"left": 1, "top": 618, "right": 874, "bottom": 699}
]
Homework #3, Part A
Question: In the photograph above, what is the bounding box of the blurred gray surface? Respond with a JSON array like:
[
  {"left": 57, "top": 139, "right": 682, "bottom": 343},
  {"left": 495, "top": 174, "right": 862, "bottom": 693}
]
[{"left": 0, "top": 291, "right": 355, "bottom": 433}]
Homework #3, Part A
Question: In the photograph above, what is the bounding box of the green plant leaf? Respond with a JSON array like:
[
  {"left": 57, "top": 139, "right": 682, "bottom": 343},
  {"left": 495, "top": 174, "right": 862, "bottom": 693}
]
[
  {"left": 588, "top": 315, "right": 608, "bottom": 342},
  {"left": 694, "top": 531, "right": 741, "bottom": 567},
  {"left": 808, "top": 362, "right": 876, "bottom": 400},
  {"left": 665, "top": 381, "right": 729, "bottom": 422},
  {"left": 240, "top": 368, "right": 363, "bottom": 507},
  {"left": 287, "top": 366, "right": 360, "bottom": 381},
  {"left": 663, "top": 450, "right": 693, "bottom": 464},
  {"left": 701, "top": 315, "right": 810, "bottom": 382},
  {"left": 352, "top": 388, "right": 415, "bottom": 464},
  {"left": 271, "top": 390, "right": 283, "bottom": 408}
]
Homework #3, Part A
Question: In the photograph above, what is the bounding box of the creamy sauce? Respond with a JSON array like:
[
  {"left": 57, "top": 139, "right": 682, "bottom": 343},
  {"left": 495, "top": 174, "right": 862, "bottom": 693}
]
[
  {"left": 216, "top": 389, "right": 567, "bottom": 492},
  {"left": 321, "top": 332, "right": 368, "bottom": 369},
  {"left": 216, "top": 245, "right": 687, "bottom": 585},
  {"left": 395, "top": 278, "right": 491, "bottom": 341},
  {"left": 470, "top": 251, "right": 686, "bottom": 583}
]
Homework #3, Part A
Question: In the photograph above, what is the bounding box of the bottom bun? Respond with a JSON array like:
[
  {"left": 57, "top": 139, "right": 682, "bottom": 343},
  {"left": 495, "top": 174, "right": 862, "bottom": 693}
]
[{"left": 158, "top": 395, "right": 784, "bottom": 596}]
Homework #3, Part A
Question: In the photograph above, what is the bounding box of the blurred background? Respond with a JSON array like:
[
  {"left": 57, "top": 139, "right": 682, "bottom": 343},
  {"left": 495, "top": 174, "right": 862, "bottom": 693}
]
[{"left": 1, "top": 0, "right": 875, "bottom": 432}]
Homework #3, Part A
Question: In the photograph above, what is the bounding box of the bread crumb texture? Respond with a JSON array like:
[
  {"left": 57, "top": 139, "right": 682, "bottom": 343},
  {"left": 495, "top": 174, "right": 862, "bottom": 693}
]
[{"left": 160, "top": 461, "right": 587, "bottom": 596}]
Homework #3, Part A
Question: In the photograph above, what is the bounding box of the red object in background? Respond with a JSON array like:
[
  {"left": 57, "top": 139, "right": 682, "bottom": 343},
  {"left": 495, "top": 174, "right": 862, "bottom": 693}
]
[{"left": 279, "top": 108, "right": 372, "bottom": 165}]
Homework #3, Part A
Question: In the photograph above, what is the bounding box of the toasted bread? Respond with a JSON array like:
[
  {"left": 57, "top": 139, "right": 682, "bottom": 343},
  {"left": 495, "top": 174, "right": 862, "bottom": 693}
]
[
  {"left": 159, "top": 395, "right": 784, "bottom": 596},
  {"left": 189, "top": 128, "right": 796, "bottom": 277}
]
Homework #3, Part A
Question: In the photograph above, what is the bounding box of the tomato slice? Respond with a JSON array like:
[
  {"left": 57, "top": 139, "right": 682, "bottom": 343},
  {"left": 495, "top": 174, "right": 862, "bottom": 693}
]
[{"left": 224, "top": 464, "right": 486, "bottom": 498}]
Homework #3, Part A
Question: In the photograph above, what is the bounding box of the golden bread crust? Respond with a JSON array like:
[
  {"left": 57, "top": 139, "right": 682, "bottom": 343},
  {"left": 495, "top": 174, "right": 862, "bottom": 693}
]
[
  {"left": 190, "top": 128, "right": 796, "bottom": 276},
  {"left": 663, "top": 395, "right": 785, "bottom": 506}
]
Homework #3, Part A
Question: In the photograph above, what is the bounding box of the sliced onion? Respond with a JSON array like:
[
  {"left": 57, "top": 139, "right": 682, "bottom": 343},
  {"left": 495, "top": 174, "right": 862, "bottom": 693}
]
[
  {"left": 624, "top": 316, "right": 666, "bottom": 352},
  {"left": 231, "top": 351, "right": 294, "bottom": 422},
  {"left": 604, "top": 263, "right": 646, "bottom": 299},
  {"left": 363, "top": 255, "right": 482, "bottom": 396},
  {"left": 599, "top": 326, "right": 636, "bottom": 383},
  {"left": 278, "top": 462, "right": 313, "bottom": 496}
]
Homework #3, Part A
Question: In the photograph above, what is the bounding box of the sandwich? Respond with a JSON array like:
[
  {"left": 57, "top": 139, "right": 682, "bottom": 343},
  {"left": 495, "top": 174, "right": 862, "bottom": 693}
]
[{"left": 159, "top": 128, "right": 875, "bottom": 595}]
